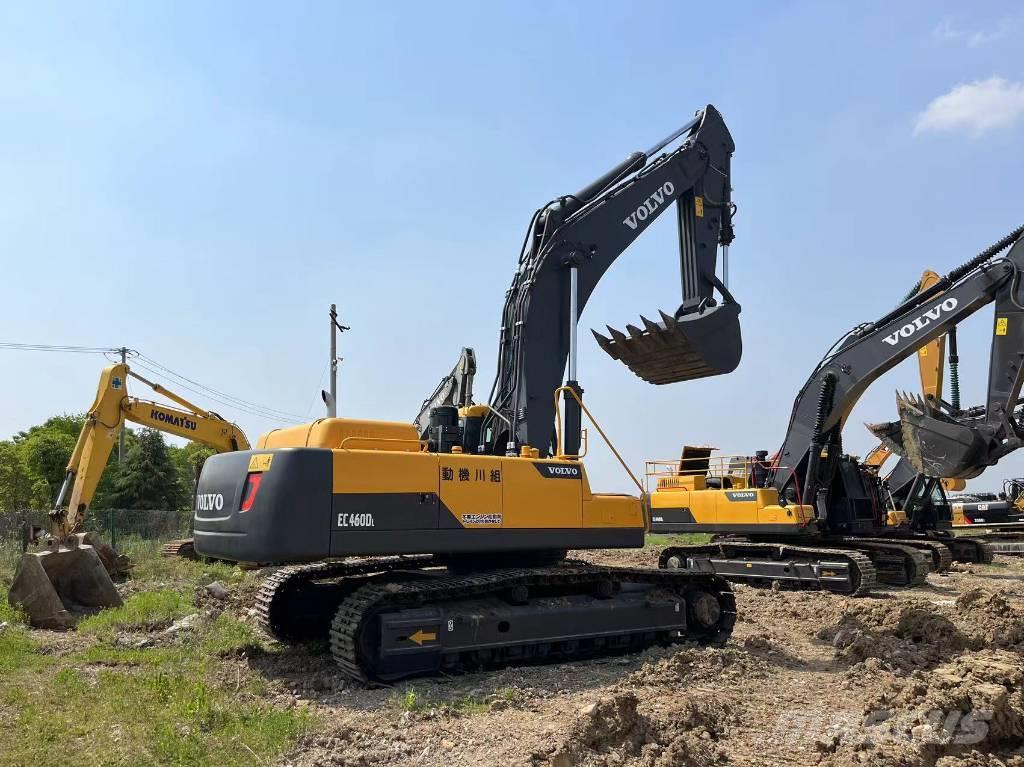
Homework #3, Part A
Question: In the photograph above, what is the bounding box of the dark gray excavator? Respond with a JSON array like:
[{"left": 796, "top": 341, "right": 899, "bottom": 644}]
[
  {"left": 481, "top": 105, "right": 741, "bottom": 458},
  {"left": 655, "top": 224, "right": 1024, "bottom": 594}
]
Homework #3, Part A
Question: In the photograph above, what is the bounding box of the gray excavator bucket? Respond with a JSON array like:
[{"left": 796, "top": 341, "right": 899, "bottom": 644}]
[
  {"left": 593, "top": 302, "right": 742, "bottom": 385},
  {"left": 8, "top": 540, "right": 123, "bottom": 629},
  {"left": 867, "top": 393, "right": 991, "bottom": 480}
]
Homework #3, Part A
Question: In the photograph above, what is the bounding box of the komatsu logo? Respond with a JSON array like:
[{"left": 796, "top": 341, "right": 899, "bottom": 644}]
[
  {"left": 196, "top": 493, "right": 224, "bottom": 512},
  {"left": 882, "top": 298, "right": 958, "bottom": 346},
  {"left": 623, "top": 181, "right": 675, "bottom": 230},
  {"left": 150, "top": 409, "right": 197, "bottom": 431}
]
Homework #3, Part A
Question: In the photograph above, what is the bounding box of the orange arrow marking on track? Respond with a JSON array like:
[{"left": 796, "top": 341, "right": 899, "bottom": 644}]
[{"left": 409, "top": 629, "right": 437, "bottom": 645}]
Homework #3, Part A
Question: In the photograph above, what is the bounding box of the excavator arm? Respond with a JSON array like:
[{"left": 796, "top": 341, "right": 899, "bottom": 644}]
[
  {"left": 414, "top": 348, "right": 476, "bottom": 437},
  {"left": 773, "top": 225, "right": 1024, "bottom": 516},
  {"left": 484, "top": 105, "right": 739, "bottom": 456},
  {"left": 51, "top": 363, "right": 249, "bottom": 537}
]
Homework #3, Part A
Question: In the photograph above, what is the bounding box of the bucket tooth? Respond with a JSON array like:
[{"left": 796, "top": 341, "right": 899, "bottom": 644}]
[
  {"left": 592, "top": 329, "right": 614, "bottom": 355},
  {"left": 641, "top": 315, "right": 662, "bottom": 334},
  {"left": 607, "top": 326, "right": 630, "bottom": 344},
  {"left": 626, "top": 323, "right": 644, "bottom": 339}
]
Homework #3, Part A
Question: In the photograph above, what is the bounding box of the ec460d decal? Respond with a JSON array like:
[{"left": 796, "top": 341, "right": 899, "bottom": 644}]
[{"left": 337, "top": 513, "right": 375, "bottom": 528}]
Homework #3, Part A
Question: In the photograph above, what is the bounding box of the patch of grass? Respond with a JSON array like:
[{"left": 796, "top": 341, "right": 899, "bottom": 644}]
[
  {"left": 201, "top": 614, "right": 263, "bottom": 656},
  {"left": 646, "top": 533, "right": 712, "bottom": 547},
  {"left": 77, "top": 589, "right": 192, "bottom": 635},
  {"left": 127, "top": 547, "right": 247, "bottom": 586},
  {"left": 0, "top": 662, "right": 311, "bottom": 767},
  {"left": 390, "top": 687, "right": 490, "bottom": 716}
]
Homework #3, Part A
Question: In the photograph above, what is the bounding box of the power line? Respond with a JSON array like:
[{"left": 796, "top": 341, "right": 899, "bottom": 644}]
[
  {"left": 134, "top": 353, "right": 307, "bottom": 422},
  {"left": 0, "top": 342, "right": 137, "bottom": 355},
  {"left": 1, "top": 341, "right": 307, "bottom": 424}
]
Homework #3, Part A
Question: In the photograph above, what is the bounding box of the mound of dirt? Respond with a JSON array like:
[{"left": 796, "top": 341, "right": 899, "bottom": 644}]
[
  {"left": 819, "top": 650, "right": 1024, "bottom": 767},
  {"left": 954, "top": 588, "right": 1024, "bottom": 647},
  {"left": 542, "top": 691, "right": 732, "bottom": 767},
  {"left": 625, "top": 646, "right": 769, "bottom": 689},
  {"left": 816, "top": 602, "right": 977, "bottom": 672}
]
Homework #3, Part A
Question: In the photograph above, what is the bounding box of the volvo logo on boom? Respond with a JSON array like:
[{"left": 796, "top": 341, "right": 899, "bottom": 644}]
[
  {"left": 882, "top": 298, "right": 958, "bottom": 346},
  {"left": 623, "top": 181, "right": 674, "bottom": 231}
]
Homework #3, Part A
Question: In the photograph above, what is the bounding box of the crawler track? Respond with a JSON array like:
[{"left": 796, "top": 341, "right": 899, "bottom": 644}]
[
  {"left": 161, "top": 538, "right": 197, "bottom": 559},
  {"left": 328, "top": 563, "right": 735, "bottom": 685},
  {"left": 659, "top": 540, "right": 878, "bottom": 596}
]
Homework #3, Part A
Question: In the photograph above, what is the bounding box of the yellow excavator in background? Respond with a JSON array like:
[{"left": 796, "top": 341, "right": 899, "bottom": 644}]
[
  {"left": 9, "top": 363, "right": 249, "bottom": 628},
  {"left": 865, "top": 270, "right": 966, "bottom": 527}
]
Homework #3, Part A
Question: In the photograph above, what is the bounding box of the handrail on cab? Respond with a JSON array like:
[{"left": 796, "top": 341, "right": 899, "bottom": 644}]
[
  {"left": 338, "top": 436, "right": 429, "bottom": 452},
  {"left": 553, "top": 386, "right": 647, "bottom": 528}
]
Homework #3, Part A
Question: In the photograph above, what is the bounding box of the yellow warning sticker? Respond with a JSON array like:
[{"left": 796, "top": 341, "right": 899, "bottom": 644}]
[
  {"left": 919, "top": 346, "right": 928, "bottom": 357},
  {"left": 694, "top": 196, "right": 704, "bottom": 218},
  {"left": 996, "top": 317, "right": 1009, "bottom": 336},
  {"left": 248, "top": 454, "right": 274, "bottom": 472}
]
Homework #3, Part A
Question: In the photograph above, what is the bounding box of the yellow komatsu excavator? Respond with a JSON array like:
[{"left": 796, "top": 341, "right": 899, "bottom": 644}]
[{"left": 8, "top": 363, "right": 249, "bottom": 628}]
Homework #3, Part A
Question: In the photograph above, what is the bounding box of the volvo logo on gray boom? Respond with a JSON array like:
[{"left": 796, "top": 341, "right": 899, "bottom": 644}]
[
  {"left": 623, "top": 182, "right": 675, "bottom": 231},
  {"left": 882, "top": 298, "right": 958, "bottom": 346}
]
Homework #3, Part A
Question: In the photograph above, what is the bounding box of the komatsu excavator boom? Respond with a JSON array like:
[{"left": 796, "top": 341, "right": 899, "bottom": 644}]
[{"left": 9, "top": 363, "right": 249, "bottom": 628}]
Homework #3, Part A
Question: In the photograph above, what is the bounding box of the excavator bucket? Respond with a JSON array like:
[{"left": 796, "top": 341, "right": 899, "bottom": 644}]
[
  {"left": 8, "top": 542, "right": 123, "bottom": 630},
  {"left": 866, "top": 393, "right": 990, "bottom": 480},
  {"left": 593, "top": 302, "right": 742, "bottom": 385}
]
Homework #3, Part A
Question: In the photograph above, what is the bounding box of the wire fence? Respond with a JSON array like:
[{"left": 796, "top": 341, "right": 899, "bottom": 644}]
[{"left": 0, "top": 508, "right": 192, "bottom": 575}]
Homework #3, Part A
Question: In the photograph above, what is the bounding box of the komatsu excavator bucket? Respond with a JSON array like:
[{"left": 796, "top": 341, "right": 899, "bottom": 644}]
[
  {"left": 593, "top": 302, "right": 742, "bottom": 385},
  {"left": 867, "top": 393, "right": 990, "bottom": 480},
  {"left": 8, "top": 537, "right": 123, "bottom": 629}
]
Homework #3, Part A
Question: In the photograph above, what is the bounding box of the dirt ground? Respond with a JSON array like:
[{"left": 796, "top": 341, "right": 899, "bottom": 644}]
[{"left": 219, "top": 546, "right": 1024, "bottom": 767}]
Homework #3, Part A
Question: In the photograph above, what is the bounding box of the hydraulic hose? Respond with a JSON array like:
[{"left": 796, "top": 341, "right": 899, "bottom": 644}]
[
  {"left": 948, "top": 325, "right": 961, "bottom": 413},
  {"left": 801, "top": 373, "right": 837, "bottom": 512}
]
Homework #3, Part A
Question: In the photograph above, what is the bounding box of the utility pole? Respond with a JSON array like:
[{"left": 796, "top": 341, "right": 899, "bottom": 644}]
[
  {"left": 325, "top": 305, "right": 350, "bottom": 417},
  {"left": 118, "top": 346, "right": 127, "bottom": 462}
]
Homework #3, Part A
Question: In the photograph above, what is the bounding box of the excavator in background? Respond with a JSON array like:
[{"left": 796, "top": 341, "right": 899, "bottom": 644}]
[
  {"left": 867, "top": 271, "right": 1024, "bottom": 555},
  {"left": 193, "top": 105, "right": 745, "bottom": 683},
  {"left": 951, "top": 479, "right": 1024, "bottom": 524},
  {"left": 861, "top": 269, "right": 966, "bottom": 526},
  {"left": 8, "top": 363, "right": 249, "bottom": 628},
  {"left": 650, "top": 225, "right": 1024, "bottom": 595}
]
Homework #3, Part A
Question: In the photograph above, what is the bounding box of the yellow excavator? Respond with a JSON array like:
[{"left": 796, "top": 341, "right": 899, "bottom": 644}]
[
  {"left": 864, "top": 270, "right": 965, "bottom": 527},
  {"left": 9, "top": 363, "right": 249, "bottom": 628},
  {"left": 650, "top": 226, "right": 1024, "bottom": 594}
]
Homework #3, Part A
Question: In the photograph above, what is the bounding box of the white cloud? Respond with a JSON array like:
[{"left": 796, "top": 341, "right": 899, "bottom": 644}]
[
  {"left": 914, "top": 77, "right": 1024, "bottom": 137},
  {"left": 968, "top": 23, "right": 1009, "bottom": 48},
  {"left": 930, "top": 17, "right": 1013, "bottom": 47},
  {"left": 931, "top": 17, "right": 961, "bottom": 43}
]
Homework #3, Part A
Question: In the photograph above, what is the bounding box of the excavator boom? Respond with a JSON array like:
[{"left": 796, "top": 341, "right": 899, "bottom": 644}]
[{"left": 9, "top": 363, "right": 250, "bottom": 629}]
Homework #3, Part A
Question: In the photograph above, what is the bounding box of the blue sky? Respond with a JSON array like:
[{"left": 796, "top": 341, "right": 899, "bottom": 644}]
[{"left": 1, "top": 1, "right": 1022, "bottom": 493}]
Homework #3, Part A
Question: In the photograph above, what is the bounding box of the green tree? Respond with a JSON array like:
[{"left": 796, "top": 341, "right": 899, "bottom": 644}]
[
  {"left": 170, "top": 442, "right": 218, "bottom": 501},
  {"left": 0, "top": 442, "right": 49, "bottom": 512},
  {"left": 107, "top": 428, "right": 184, "bottom": 510}
]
